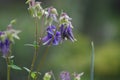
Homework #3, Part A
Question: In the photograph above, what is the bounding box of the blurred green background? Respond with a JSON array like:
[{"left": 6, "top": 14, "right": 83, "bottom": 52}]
[{"left": 0, "top": 0, "right": 120, "bottom": 80}]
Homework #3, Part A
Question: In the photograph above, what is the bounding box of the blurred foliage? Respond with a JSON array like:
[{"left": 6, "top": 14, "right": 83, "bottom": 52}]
[{"left": 0, "top": 0, "right": 120, "bottom": 80}]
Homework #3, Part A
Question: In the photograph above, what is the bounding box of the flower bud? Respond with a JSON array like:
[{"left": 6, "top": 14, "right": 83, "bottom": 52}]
[
  {"left": 73, "top": 72, "right": 84, "bottom": 80},
  {"left": 43, "top": 72, "right": 52, "bottom": 80}
]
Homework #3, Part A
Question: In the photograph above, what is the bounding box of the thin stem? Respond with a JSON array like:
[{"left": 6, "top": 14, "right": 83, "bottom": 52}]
[
  {"left": 28, "top": 17, "right": 39, "bottom": 80},
  {"left": 36, "top": 46, "right": 51, "bottom": 80},
  {"left": 6, "top": 44, "right": 12, "bottom": 80},
  {"left": 38, "top": 15, "right": 46, "bottom": 45},
  {"left": 6, "top": 57, "right": 10, "bottom": 80},
  {"left": 90, "top": 41, "right": 95, "bottom": 80}
]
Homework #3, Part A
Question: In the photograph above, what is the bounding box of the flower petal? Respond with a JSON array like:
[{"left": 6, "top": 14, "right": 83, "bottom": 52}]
[{"left": 42, "top": 36, "right": 52, "bottom": 45}]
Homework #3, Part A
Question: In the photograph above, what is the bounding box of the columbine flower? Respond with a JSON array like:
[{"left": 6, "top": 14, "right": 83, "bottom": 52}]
[
  {"left": 44, "top": 7, "right": 58, "bottom": 25},
  {"left": 26, "top": 0, "right": 44, "bottom": 19},
  {"left": 0, "top": 20, "right": 21, "bottom": 57},
  {"left": 73, "top": 72, "right": 84, "bottom": 80},
  {"left": 60, "top": 71, "right": 71, "bottom": 80},
  {"left": 5, "top": 24, "right": 21, "bottom": 43},
  {"left": 60, "top": 24, "right": 76, "bottom": 42},
  {"left": 59, "top": 12, "right": 76, "bottom": 42},
  {"left": 42, "top": 25, "right": 61, "bottom": 45}
]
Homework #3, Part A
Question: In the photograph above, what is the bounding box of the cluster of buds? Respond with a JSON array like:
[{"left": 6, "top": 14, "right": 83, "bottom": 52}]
[
  {"left": 26, "top": 0, "right": 76, "bottom": 46},
  {"left": 43, "top": 71, "right": 83, "bottom": 80},
  {"left": 0, "top": 20, "right": 21, "bottom": 57},
  {"left": 26, "top": 0, "right": 44, "bottom": 19}
]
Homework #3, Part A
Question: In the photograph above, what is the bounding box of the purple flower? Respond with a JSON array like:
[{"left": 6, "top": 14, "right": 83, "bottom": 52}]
[
  {"left": 0, "top": 38, "right": 11, "bottom": 57},
  {"left": 60, "top": 71, "right": 71, "bottom": 80},
  {"left": 42, "top": 25, "right": 61, "bottom": 45},
  {"left": 0, "top": 31, "right": 11, "bottom": 57},
  {"left": 45, "top": 7, "right": 58, "bottom": 22},
  {"left": 60, "top": 24, "right": 76, "bottom": 42}
]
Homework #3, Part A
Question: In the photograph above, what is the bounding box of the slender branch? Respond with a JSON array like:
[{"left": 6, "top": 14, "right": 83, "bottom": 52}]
[
  {"left": 38, "top": 15, "right": 46, "bottom": 45},
  {"left": 6, "top": 44, "right": 12, "bottom": 80},
  {"left": 28, "top": 17, "right": 39, "bottom": 80},
  {"left": 6, "top": 57, "right": 10, "bottom": 80}
]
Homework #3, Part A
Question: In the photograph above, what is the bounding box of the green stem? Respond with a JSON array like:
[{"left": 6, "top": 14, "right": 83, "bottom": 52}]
[
  {"left": 6, "top": 44, "right": 12, "bottom": 80},
  {"left": 91, "top": 41, "right": 95, "bottom": 80},
  {"left": 6, "top": 57, "right": 10, "bottom": 80},
  {"left": 35, "top": 46, "right": 50, "bottom": 80},
  {"left": 28, "top": 17, "right": 39, "bottom": 80}
]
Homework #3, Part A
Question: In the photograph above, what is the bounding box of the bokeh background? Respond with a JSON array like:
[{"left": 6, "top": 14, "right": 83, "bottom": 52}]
[{"left": 0, "top": 0, "right": 120, "bottom": 80}]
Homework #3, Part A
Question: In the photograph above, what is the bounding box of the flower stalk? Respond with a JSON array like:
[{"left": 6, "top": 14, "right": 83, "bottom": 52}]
[
  {"left": 28, "top": 17, "right": 39, "bottom": 80},
  {"left": 6, "top": 57, "right": 11, "bottom": 80}
]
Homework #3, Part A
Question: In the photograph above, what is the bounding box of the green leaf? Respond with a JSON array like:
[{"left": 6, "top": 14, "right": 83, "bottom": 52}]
[
  {"left": 9, "top": 64, "right": 22, "bottom": 70},
  {"left": 24, "top": 44, "right": 35, "bottom": 47},
  {"left": 25, "top": 41, "right": 39, "bottom": 48},
  {"left": 23, "top": 67, "right": 31, "bottom": 73}
]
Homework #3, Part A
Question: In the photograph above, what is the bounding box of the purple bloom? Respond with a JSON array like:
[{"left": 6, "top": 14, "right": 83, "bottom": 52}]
[
  {"left": 0, "top": 38, "right": 11, "bottom": 57},
  {"left": 60, "top": 24, "right": 76, "bottom": 42},
  {"left": 42, "top": 25, "right": 61, "bottom": 45},
  {"left": 45, "top": 7, "right": 58, "bottom": 22},
  {"left": 0, "top": 31, "right": 11, "bottom": 57},
  {"left": 60, "top": 71, "right": 71, "bottom": 80}
]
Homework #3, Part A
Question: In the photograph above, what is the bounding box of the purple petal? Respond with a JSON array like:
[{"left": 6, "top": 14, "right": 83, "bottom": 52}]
[
  {"left": 47, "top": 25, "right": 56, "bottom": 36},
  {"left": 60, "top": 24, "right": 64, "bottom": 34},
  {"left": 67, "top": 26, "right": 75, "bottom": 42},
  {"left": 53, "top": 39, "right": 59, "bottom": 45},
  {"left": 42, "top": 36, "right": 52, "bottom": 45},
  {"left": 0, "top": 39, "right": 10, "bottom": 57},
  {"left": 60, "top": 71, "right": 71, "bottom": 80}
]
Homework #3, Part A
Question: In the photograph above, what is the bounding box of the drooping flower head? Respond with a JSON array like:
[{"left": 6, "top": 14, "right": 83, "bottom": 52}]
[
  {"left": 59, "top": 12, "right": 76, "bottom": 42},
  {"left": 60, "top": 24, "right": 75, "bottom": 42},
  {"left": 60, "top": 71, "right": 71, "bottom": 80},
  {"left": 44, "top": 7, "right": 58, "bottom": 25},
  {"left": 6, "top": 23, "right": 21, "bottom": 43},
  {"left": 26, "top": 0, "right": 44, "bottom": 19},
  {"left": 0, "top": 20, "right": 21, "bottom": 57},
  {"left": 42, "top": 25, "right": 61, "bottom": 45}
]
